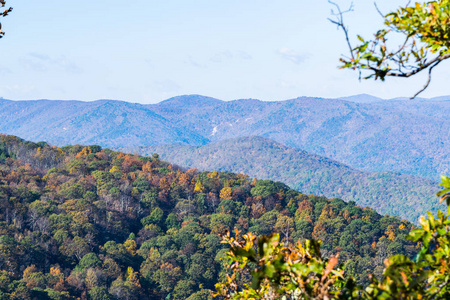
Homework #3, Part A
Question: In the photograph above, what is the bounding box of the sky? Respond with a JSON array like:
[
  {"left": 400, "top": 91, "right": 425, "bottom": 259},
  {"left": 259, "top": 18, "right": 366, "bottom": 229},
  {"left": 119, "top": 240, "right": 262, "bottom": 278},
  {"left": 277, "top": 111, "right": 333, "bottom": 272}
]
[{"left": 0, "top": 0, "right": 449, "bottom": 103}]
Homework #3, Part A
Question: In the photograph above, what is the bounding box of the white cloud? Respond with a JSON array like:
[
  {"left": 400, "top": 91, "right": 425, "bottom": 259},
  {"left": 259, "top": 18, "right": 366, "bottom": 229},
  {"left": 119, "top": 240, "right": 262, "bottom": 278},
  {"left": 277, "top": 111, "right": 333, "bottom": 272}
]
[
  {"left": 185, "top": 56, "right": 204, "bottom": 68},
  {"left": 54, "top": 57, "right": 82, "bottom": 73},
  {"left": 237, "top": 51, "right": 252, "bottom": 60},
  {"left": 0, "top": 66, "right": 12, "bottom": 74},
  {"left": 277, "top": 48, "right": 309, "bottom": 64},
  {"left": 210, "top": 51, "right": 234, "bottom": 63},
  {"left": 22, "top": 53, "right": 82, "bottom": 73},
  {"left": 29, "top": 52, "right": 51, "bottom": 61}
]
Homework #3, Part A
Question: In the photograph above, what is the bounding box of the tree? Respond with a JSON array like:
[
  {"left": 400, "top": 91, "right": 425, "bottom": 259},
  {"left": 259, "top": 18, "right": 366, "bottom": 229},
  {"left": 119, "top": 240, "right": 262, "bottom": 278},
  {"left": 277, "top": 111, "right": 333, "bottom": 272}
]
[
  {"left": 274, "top": 214, "right": 294, "bottom": 243},
  {"left": 172, "top": 280, "right": 196, "bottom": 300},
  {"left": 214, "top": 229, "right": 350, "bottom": 299},
  {"left": 152, "top": 262, "right": 182, "bottom": 294},
  {"left": 331, "top": 0, "right": 450, "bottom": 98},
  {"left": 60, "top": 236, "right": 90, "bottom": 262},
  {"left": 88, "top": 287, "right": 111, "bottom": 300},
  {"left": 194, "top": 181, "right": 205, "bottom": 193},
  {"left": 215, "top": 176, "right": 450, "bottom": 299},
  {"left": 101, "top": 241, "right": 129, "bottom": 266},
  {"left": 220, "top": 187, "right": 232, "bottom": 201},
  {"left": 109, "top": 278, "right": 134, "bottom": 300},
  {"left": 77, "top": 253, "right": 102, "bottom": 270},
  {"left": 0, "top": 1, "right": 12, "bottom": 39}
]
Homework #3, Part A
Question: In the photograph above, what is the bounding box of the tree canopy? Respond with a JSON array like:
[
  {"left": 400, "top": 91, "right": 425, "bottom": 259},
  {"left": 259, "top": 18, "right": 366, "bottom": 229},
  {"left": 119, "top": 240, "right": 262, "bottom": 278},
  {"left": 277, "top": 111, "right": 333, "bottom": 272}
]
[
  {"left": 0, "top": 135, "right": 415, "bottom": 299},
  {"left": 215, "top": 176, "right": 450, "bottom": 299}
]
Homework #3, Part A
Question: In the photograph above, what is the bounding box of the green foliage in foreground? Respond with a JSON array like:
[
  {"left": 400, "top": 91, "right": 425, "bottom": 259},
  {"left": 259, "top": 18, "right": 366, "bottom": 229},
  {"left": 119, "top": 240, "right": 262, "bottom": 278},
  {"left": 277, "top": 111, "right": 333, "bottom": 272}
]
[
  {"left": 0, "top": 134, "right": 415, "bottom": 299},
  {"left": 215, "top": 176, "right": 450, "bottom": 299}
]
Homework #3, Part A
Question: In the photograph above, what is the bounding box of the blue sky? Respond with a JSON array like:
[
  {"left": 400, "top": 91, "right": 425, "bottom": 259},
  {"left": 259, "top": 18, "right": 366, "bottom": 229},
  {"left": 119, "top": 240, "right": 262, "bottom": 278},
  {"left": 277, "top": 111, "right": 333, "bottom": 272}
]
[{"left": 1, "top": 0, "right": 449, "bottom": 103}]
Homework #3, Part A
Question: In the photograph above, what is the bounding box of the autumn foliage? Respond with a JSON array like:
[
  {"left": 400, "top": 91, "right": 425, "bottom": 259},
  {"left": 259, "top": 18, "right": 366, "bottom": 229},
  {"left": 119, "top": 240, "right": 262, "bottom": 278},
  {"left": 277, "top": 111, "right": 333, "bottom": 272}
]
[{"left": 0, "top": 135, "right": 416, "bottom": 299}]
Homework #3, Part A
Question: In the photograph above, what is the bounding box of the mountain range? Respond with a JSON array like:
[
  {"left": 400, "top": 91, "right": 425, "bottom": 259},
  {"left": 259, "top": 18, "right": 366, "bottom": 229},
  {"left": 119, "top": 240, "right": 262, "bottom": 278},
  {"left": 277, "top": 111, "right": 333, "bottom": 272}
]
[{"left": 1, "top": 94, "right": 450, "bottom": 180}]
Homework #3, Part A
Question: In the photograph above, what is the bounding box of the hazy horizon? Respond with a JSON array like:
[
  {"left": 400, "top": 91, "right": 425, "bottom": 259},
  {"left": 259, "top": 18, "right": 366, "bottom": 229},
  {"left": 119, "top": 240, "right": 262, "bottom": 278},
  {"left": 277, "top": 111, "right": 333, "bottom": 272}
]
[
  {"left": 1, "top": 92, "right": 450, "bottom": 104},
  {"left": 2, "top": 1, "right": 449, "bottom": 103}
]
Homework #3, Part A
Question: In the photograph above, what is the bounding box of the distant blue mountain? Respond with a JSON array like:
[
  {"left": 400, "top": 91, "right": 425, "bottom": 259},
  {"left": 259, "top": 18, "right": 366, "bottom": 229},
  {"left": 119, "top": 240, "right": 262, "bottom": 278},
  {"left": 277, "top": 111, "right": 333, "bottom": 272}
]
[
  {"left": 1, "top": 94, "right": 450, "bottom": 180},
  {"left": 339, "top": 94, "right": 385, "bottom": 103}
]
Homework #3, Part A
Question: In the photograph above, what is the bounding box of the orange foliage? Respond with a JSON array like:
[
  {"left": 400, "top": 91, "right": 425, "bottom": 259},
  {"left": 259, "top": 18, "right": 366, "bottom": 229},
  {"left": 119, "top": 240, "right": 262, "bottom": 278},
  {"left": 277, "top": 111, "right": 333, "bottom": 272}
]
[
  {"left": 312, "top": 222, "right": 327, "bottom": 241},
  {"left": 159, "top": 178, "right": 170, "bottom": 191},
  {"left": 385, "top": 225, "right": 396, "bottom": 241},
  {"left": 186, "top": 168, "right": 198, "bottom": 176},
  {"left": 75, "top": 147, "right": 92, "bottom": 158},
  {"left": 122, "top": 154, "right": 143, "bottom": 172},
  {"left": 207, "top": 171, "right": 219, "bottom": 179},
  {"left": 142, "top": 161, "right": 152, "bottom": 173},
  {"left": 178, "top": 173, "right": 190, "bottom": 185},
  {"left": 318, "top": 204, "right": 336, "bottom": 221},
  {"left": 116, "top": 153, "right": 126, "bottom": 159},
  {"left": 50, "top": 267, "right": 62, "bottom": 276},
  {"left": 297, "top": 200, "right": 313, "bottom": 214}
]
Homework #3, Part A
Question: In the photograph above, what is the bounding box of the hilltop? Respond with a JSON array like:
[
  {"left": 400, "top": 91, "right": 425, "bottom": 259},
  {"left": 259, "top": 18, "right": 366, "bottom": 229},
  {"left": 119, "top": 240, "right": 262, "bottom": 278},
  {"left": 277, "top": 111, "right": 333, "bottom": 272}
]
[{"left": 128, "top": 136, "right": 441, "bottom": 222}]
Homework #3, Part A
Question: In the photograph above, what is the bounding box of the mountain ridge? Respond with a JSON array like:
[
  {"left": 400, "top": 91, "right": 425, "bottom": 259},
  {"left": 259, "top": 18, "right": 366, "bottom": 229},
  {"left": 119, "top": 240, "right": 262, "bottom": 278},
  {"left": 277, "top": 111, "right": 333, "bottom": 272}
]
[
  {"left": 1, "top": 94, "right": 450, "bottom": 180},
  {"left": 127, "top": 136, "right": 441, "bottom": 222}
]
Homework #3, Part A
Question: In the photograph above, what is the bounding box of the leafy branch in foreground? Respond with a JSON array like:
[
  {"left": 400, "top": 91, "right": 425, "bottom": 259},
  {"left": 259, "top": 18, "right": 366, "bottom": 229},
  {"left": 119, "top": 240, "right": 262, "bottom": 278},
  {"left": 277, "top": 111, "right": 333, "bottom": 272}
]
[
  {"left": 330, "top": 0, "right": 450, "bottom": 99},
  {"left": 214, "top": 229, "right": 355, "bottom": 299},
  {"left": 215, "top": 175, "right": 450, "bottom": 299},
  {"left": 0, "top": 0, "right": 13, "bottom": 38}
]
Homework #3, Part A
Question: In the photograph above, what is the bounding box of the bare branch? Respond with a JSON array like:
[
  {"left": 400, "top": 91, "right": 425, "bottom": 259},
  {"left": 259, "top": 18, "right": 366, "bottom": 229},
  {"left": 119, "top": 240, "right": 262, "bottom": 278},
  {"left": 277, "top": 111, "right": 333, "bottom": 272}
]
[
  {"left": 373, "top": 2, "right": 385, "bottom": 18},
  {"left": 410, "top": 60, "right": 442, "bottom": 99},
  {"left": 328, "top": 1, "right": 357, "bottom": 73}
]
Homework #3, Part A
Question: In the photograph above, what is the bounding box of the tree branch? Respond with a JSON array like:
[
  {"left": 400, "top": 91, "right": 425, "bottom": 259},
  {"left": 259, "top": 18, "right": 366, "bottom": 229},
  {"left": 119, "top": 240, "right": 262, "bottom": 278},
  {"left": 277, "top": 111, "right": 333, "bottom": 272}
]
[
  {"left": 330, "top": 0, "right": 450, "bottom": 99},
  {"left": 328, "top": 1, "right": 354, "bottom": 61},
  {"left": 410, "top": 60, "right": 441, "bottom": 99},
  {"left": 377, "top": 53, "right": 450, "bottom": 78}
]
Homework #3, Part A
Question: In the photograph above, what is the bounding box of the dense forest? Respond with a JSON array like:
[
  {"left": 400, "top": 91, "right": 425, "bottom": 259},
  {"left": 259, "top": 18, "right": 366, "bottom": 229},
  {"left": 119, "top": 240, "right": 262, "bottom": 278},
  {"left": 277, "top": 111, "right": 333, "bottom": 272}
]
[
  {"left": 131, "top": 136, "right": 440, "bottom": 222},
  {"left": 0, "top": 135, "right": 416, "bottom": 299}
]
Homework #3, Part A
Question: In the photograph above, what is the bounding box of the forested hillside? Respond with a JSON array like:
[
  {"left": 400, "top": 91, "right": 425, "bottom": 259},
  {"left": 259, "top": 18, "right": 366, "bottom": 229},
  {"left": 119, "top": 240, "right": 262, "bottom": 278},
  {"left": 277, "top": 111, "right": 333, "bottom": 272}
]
[
  {"left": 0, "top": 135, "right": 416, "bottom": 299},
  {"left": 2, "top": 95, "right": 450, "bottom": 180},
  {"left": 0, "top": 98, "right": 208, "bottom": 147},
  {"left": 129, "top": 136, "right": 441, "bottom": 222}
]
